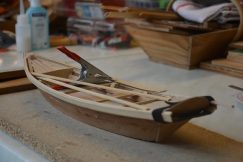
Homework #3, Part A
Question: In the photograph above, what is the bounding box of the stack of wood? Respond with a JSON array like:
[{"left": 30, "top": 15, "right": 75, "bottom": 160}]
[
  {"left": 103, "top": 5, "right": 239, "bottom": 36},
  {"left": 0, "top": 69, "right": 35, "bottom": 95},
  {"left": 201, "top": 41, "right": 243, "bottom": 78}
]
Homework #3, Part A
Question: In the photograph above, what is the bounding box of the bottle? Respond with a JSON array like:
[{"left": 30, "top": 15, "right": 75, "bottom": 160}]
[
  {"left": 26, "top": 0, "right": 49, "bottom": 50},
  {"left": 15, "top": 0, "right": 31, "bottom": 61}
]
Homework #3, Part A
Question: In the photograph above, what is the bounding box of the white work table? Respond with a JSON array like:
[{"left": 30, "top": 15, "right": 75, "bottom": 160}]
[{"left": 0, "top": 46, "right": 243, "bottom": 162}]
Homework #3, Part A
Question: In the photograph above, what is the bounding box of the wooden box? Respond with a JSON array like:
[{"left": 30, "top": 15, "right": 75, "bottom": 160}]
[
  {"left": 125, "top": 0, "right": 243, "bottom": 69},
  {"left": 125, "top": 25, "right": 237, "bottom": 69}
]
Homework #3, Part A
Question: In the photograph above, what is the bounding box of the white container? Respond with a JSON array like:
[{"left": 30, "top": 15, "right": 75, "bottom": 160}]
[
  {"left": 15, "top": 14, "right": 31, "bottom": 61},
  {"left": 26, "top": 0, "right": 49, "bottom": 50}
]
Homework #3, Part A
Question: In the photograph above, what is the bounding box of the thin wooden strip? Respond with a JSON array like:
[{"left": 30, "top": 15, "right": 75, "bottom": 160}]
[
  {"left": 137, "top": 99, "right": 158, "bottom": 105},
  {"left": 211, "top": 59, "right": 243, "bottom": 71},
  {"left": 36, "top": 58, "right": 57, "bottom": 71},
  {"left": 105, "top": 12, "right": 138, "bottom": 19},
  {"left": 33, "top": 55, "right": 74, "bottom": 68},
  {"left": 103, "top": 6, "right": 180, "bottom": 20},
  {"left": 38, "top": 77, "right": 147, "bottom": 110},
  {"left": 32, "top": 56, "right": 70, "bottom": 73},
  {"left": 96, "top": 94, "right": 135, "bottom": 103},
  {"left": 200, "top": 62, "right": 243, "bottom": 79},
  {"left": 34, "top": 59, "right": 51, "bottom": 72},
  {"left": 27, "top": 57, "right": 34, "bottom": 73},
  {"left": 31, "top": 60, "right": 46, "bottom": 73},
  {"left": 111, "top": 78, "right": 168, "bottom": 95},
  {"left": 32, "top": 72, "right": 171, "bottom": 101}
]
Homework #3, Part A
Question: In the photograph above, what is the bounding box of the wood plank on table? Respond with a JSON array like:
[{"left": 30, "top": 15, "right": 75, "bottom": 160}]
[
  {"left": 0, "top": 69, "right": 26, "bottom": 81},
  {"left": 200, "top": 61, "right": 243, "bottom": 79},
  {"left": 0, "top": 77, "right": 36, "bottom": 95}
]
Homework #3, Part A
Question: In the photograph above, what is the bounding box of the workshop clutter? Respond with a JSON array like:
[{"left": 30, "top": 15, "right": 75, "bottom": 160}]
[
  {"left": 123, "top": 0, "right": 242, "bottom": 69},
  {"left": 67, "top": 17, "right": 131, "bottom": 49},
  {"left": 54, "top": 1, "right": 132, "bottom": 49}
]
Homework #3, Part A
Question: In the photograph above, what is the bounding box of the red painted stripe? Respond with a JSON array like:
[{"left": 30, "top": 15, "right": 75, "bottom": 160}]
[{"left": 57, "top": 46, "right": 81, "bottom": 62}]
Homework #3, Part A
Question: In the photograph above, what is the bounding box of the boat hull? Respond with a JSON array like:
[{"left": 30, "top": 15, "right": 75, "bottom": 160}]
[{"left": 41, "top": 91, "right": 187, "bottom": 142}]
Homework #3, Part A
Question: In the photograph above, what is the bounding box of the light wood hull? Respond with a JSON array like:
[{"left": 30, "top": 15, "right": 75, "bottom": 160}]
[{"left": 41, "top": 91, "right": 187, "bottom": 142}]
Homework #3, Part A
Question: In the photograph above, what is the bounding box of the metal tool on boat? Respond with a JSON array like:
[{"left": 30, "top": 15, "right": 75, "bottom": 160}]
[
  {"left": 57, "top": 46, "right": 113, "bottom": 84},
  {"left": 57, "top": 46, "right": 167, "bottom": 95}
]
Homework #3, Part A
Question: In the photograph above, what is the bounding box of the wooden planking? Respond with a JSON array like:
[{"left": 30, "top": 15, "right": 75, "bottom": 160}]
[
  {"left": 126, "top": 24, "right": 237, "bottom": 69},
  {"left": 151, "top": 20, "right": 216, "bottom": 32},
  {"left": 29, "top": 55, "right": 74, "bottom": 74},
  {"left": 200, "top": 62, "right": 243, "bottom": 79},
  {"left": 126, "top": 25, "right": 190, "bottom": 51},
  {"left": 42, "top": 91, "right": 187, "bottom": 142},
  {"left": 125, "top": 25, "right": 190, "bottom": 67},
  {"left": 144, "top": 48, "right": 189, "bottom": 65},
  {"left": 103, "top": 6, "right": 180, "bottom": 20},
  {"left": 0, "top": 77, "right": 36, "bottom": 95},
  {"left": 227, "top": 50, "right": 243, "bottom": 63},
  {"left": 149, "top": 56, "right": 193, "bottom": 69},
  {"left": 211, "top": 59, "right": 243, "bottom": 71},
  {"left": 229, "top": 41, "right": 243, "bottom": 50},
  {"left": 136, "top": 36, "right": 189, "bottom": 59}
]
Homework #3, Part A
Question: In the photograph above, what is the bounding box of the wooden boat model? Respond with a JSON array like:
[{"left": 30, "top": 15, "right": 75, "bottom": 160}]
[{"left": 24, "top": 46, "right": 217, "bottom": 142}]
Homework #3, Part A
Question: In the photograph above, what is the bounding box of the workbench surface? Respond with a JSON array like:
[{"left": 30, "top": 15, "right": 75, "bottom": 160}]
[{"left": 1, "top": 46, "right": 243, "bottom": 162}]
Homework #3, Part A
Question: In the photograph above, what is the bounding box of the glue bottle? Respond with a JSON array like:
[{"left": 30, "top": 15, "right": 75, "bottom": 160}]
[
  {"left": 15, "top": 0, "right": 31, "bottom": 60},
  {"left": 26, "top": 0, "right": 49, "bottom": 50}
]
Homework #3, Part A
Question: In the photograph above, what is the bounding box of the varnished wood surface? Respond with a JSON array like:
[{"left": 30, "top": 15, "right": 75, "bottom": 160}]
[
  {"left": 41, "top": 91, "right": 187, "bottom": 142},
  {"left": 0, "top": 77, "right": 36, "bottom": 95},
  {"left": 125, "top": 25, "right": 237, "bottom": 69},
  {"left": 200, "top": 61, "right": 243, "bottom": 79},
  {"left": 0, "top": 70, "right": 26, "bottom": 81}
]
